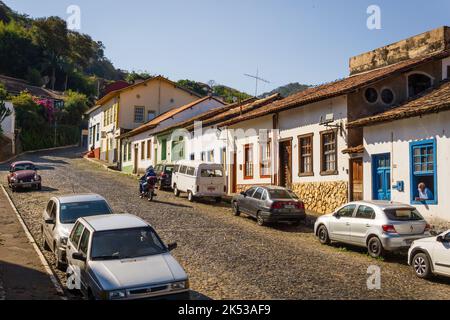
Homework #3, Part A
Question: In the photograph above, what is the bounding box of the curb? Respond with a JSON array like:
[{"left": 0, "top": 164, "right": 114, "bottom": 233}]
[
  {"left": 83, "top": 156, "right": 141, "bottom": 180},
  {"left": 0, "top": 144, "right": 79, "bottom": 165},
  {"left": 0, "top": 185, "right": 67, "bottom": 300}
]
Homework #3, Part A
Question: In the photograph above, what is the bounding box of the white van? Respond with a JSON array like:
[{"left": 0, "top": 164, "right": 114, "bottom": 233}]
[{"left": 171, "top": 161, "right": 227, "bottom": 202}]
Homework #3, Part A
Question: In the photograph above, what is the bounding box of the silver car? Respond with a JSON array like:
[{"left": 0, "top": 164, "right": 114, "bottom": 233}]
[
  {"left": 66, "top": 214, "right": 189, "bottom": 300},
  {"left": 41, "top": 194, "right": 113, "bottom": 270},
  {"left": 314, "top": 201, "right": 431, "bottom": 258}
]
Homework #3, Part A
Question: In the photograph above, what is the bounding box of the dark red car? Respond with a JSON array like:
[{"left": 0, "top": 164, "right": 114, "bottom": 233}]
[{"left": 7, "top": 161, "right": 42, "bottom": 192}]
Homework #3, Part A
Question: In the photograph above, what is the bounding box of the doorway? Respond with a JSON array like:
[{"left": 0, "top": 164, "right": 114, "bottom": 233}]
[
  {"left": 133, "top": 144, "right": 139, "bottom": 174},
  {"left": 279, "top": 139, "right": 292, "bottom": 188},
  {"left": 350, "top": 158, "right": 363, "bottom": 201},
  {"left": 372, "top": 153, "right": 391, "bottom": 201},
  {"left": 231, "top": 152, "right": 237, "bottom": 193}
]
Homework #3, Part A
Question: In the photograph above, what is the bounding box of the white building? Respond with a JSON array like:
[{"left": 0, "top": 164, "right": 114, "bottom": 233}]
[
  {"left": 348, "top": 80, "right": 450, "bottom": 223},
  {"left": 118, "top": 96, "right": 227, "bottom": 174}
]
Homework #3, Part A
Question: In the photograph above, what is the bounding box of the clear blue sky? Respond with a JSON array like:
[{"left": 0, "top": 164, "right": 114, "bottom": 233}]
[{"left": 4, "top": 0, "right": 450, "bottom": 94}]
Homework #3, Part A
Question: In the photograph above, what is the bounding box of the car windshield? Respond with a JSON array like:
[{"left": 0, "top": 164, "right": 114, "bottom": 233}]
[
  {"left": 13, "top": 163, "right": 35, "bottom": 171},
  {"left": 165, "top": 166, "right": 175, "bottom": 174},
  {"left": 200, "top": 169, "right": 223, "bottom": 177},
  {"left": 268, "top": 189, "right": 294, "bottom": 200},
  {"left": 60, "top": 200, "right": 112, "bottom": 224},
  {"left": 91, "top": 227, "right": 166, "bottom": 260},
  {"left": 384, "top": 208, "right": 424, "bottom": 221}
]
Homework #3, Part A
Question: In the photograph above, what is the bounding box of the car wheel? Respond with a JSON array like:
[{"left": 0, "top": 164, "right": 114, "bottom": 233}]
[
  {"left": 41, "top": 233, "right": 50, "bottom": 251},
  {"left": 187, "top": 191, "right": 194, "bottom": 202},
  {"left": 367, "top": 237, "right": 385, "bottom": 258},
  {"left": 413, "top": 253, "right": 432, "bottom": 279},
  {"left": 318, "top": 225, "right": 331, "bottom": 245},
  {"left": 174, "top": 186, "right": 180, "bottom": 197},
  {"left": 232, "top": 202, "right": 241, "bottom": 216},
  {"left": 54, "top": 249, "right": 66, "bottom": 271},
  {"left": 256, "top": 212, "right": 266, "bottom": 227}
]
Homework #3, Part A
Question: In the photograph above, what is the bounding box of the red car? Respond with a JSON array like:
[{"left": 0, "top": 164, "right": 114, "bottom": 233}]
[{"left": 7, "top": 161, "right": 42, "bottom": 192}]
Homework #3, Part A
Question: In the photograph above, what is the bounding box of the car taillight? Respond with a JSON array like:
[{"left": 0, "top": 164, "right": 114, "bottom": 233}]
[
  {"left": 425, "top": 224, "right": 431, "bottom": 232},
  {"left": 296, "top": 202, "right": 305, "bottom": 210},
  {"left": 161, "top": 173, "right": 167, "bottom": 178},
  {"left": 382, "top": 225, "right": 398, "bottom": 234}
]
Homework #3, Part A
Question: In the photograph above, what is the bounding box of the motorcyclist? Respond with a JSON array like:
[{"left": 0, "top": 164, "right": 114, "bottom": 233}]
[{"left": 139, "top": 167, "right": 157, "bottom": 196}]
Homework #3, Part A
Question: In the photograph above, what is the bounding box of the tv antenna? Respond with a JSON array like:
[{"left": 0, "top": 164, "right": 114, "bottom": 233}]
[{"left": 244, "top": 68, "right": 270, "bottom": 97}]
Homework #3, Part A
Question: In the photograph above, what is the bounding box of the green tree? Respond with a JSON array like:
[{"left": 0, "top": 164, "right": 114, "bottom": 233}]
[
  {"left": 60, "top": 90, "right": 89, "bottom": 126},
  {"left": 0, "top": 84, "right": 11, "bottom": 134},
  {"left": 31, "top": 16, "right": 69, "bottom": 90},
  {"left": 12, "top": 91, "right": 45, "bottom": 131},
  {"left": 125, "top": 71, "right": 152, "bottom": 83}
]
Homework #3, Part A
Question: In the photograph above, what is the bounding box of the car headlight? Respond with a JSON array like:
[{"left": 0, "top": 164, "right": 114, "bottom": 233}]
[
  {"left": 10, "top": 177, "right": 17, "bottom": 182},
  {"left": 60, "top": 237, "right": 68, "bottom": 246},
  {"left": 34, "top": 174, "right": 41, "bottom": 181},
  {"left": 109, "top": 290, "right": 127, "bottom": 300},
  {"left": 171, "top": 280, "right": 189, "bottom": 290}
]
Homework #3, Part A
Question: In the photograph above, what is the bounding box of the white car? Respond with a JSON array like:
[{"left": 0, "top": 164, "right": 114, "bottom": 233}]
[
  {"left": 314, "top": 201, "right": 431, "bottom": 258},
  {"left": 408, "top": 230, "right": 450, "bottom": 279},
  {"left": 66, "top": 214, "right": 190, "bottom": 300},
  {"left": 41, "top": 194, "right": 113, "bottom": 270}
]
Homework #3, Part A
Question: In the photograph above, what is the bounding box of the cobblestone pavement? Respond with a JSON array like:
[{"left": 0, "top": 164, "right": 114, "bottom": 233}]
[{"left": 1, "top": 147, "right": 450, "bottom": 300}]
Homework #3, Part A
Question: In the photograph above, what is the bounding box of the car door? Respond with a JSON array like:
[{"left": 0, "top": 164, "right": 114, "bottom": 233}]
[
  {"left": 351, "top": 205, "right": 376, "bottom": 246},
  {"left": 77, "top": 228, "right": 92, "bottom": 293},
  {"left": 249, "top": 188, "right": 264, "bottom": 216},
  {"left": 432, "top": 232, "right": 450, "bottom": 276},
  {"left": 42, "top": 200, "right": 54, "bottom": 245},
  {"left": 240, "top": 187, "right": 257, "bottom": 213},
  {"left": 66, "top": 222, "right": 85, "bottom": 290},
  {"left": 43, "top": 200, "right": 57, "bottom": 251},
  {"left": 328, "top": 204, "right": 357, "bottom": 242}
]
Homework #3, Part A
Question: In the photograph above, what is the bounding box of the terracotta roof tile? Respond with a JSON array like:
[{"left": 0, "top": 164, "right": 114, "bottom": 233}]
[{"left": 213, "top": 50, "right": 450, "bottom": 127}]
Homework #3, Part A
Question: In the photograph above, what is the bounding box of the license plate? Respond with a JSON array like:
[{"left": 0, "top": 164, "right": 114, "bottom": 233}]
[
  {"left": 207, "top": 187, "right": 216, "bottom": 191},
  {"left": 284, "top": 205, "right": 295, "bottom": 209}
]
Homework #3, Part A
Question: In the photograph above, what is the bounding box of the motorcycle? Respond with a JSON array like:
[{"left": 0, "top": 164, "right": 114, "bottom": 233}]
[{"left": 140, "top": 176, "right": 157, "bottom": 201}]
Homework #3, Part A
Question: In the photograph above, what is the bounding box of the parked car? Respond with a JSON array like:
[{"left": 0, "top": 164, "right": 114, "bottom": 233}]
[
  {"left": 314, "top": 201, "right": 431, "bottom": 258},
  {"left": 7, "top": 161, "right": 42, "bottom": 192},
  {"left": 409, "top": 230, "right": 450, "bottom": 279},
  {"left": 154, "top": 164, "right": 176, "bottom": 190},
  {"left": 171, "top": 161, "right": 226, "bottom": 202},
  {"left": 66, "top": 214, "right": 190, "bottom": 300},
  {"left": 232, "top": 186, "right": 306, "bottom": 227},
  {"left": 41, "top": 194, "right": 113, "bottom": 270}
]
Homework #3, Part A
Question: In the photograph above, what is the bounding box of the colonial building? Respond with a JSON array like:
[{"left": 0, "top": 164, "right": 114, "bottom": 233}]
[
  {"left": 348, "top": 80, "right": 450, "bottom": 224},
  {"left": 118, "top": 96, "right": 227, "bottom": 174},
  {"left": 85, "top": 76, "right": 201, "bottom": 164}
]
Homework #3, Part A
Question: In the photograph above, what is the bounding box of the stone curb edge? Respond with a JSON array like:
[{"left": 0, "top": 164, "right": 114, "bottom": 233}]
[{"left": 0, "top": 185, "right": 67, "bottom": 300}]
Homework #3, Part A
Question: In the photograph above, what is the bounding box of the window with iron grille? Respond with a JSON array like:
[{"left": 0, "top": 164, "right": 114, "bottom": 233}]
[
  {"left": 244, "top": 144, "right": 254, "bottom": 179},
  {"left": 321, "top": 131, "right": 337, "bottom": 175},
  {"left": 134, "top": 106, "right": 145, "bottom": 123},
  {"left": 260, "top": 140, "right": 271, "bottom": 178},
  {"left": 299, "top": 134, "right": 313, "bottom": 176}
]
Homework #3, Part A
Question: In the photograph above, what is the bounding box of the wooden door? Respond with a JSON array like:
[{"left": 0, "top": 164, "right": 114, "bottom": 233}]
[
  {"left": 279, "top": 140, "right": 292, "bottom": 188},
  {"left": 350, "top": 158, "right": 364, "bottom": 201},
  {"left": 133, "top": 145, "right": 139, "bottom": 174},
  {"left": 231, "top": 152, "right": 237, "bottom": 193}
]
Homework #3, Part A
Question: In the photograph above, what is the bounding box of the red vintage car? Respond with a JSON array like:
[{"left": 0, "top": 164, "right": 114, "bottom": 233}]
[{"left": 7, "top": 161, "right": 42, "bottom": 192}]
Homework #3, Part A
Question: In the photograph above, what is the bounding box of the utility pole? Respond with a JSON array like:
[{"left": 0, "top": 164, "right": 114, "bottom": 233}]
[{"left": 244, "top": 68, "right": 270, "bottom": 97}]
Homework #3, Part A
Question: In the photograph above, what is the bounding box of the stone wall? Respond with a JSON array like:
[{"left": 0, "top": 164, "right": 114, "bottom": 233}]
[
  {"left": 236, "top": 184, "right": 271, "bottom": 194},
  {"left": 291, "top": 181, "right": 348, "bottom": 214},
  {"left": 349, "top": 26, "right": 450, "bottom": 75}
]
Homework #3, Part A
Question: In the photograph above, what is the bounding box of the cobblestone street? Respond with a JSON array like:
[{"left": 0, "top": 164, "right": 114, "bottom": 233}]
[{"left": 1, "top": 147, "right": 450, "bottom": 300}]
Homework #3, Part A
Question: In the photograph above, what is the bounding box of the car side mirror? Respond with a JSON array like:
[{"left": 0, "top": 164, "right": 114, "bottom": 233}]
[
  {"left": 167, "top": 242, "right": 178, "bottom": 252},
  {"left": 72, "top": 252, "right": 87, "bottom": 262},
  {"left": 45, "top": 218, "right": 55, "bottom": 225},
  {"left": 240, "top": 192, "right": 246, "bottom": 197},
  {"left": 437, "top": 236, "right": 444, "bottom": 243}
]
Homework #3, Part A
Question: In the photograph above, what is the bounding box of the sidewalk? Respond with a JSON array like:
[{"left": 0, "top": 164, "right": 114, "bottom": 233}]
[{"left": 0, "top": 187, "right": 62, "bottom": 300}]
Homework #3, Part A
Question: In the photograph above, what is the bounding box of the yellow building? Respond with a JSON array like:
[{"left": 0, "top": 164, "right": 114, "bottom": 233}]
[{"left": 85, "top": 76, "right": 201, "bottom": 164}]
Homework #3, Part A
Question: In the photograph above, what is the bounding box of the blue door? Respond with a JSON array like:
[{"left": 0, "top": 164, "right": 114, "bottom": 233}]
[{"left": 372, "top": 154, "right": 391, "bottom": 201}]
